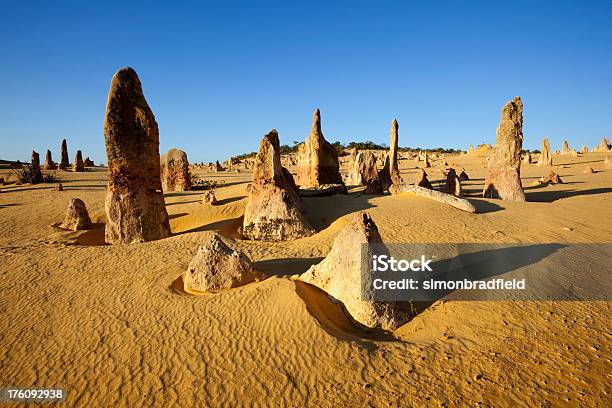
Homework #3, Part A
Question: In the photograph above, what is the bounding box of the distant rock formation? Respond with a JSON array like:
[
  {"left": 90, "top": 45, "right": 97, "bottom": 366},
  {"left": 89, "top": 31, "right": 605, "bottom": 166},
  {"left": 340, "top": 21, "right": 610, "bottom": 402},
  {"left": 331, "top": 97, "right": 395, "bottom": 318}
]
[
  {"left": 31, "top": 151, "right": 44, "bottom": 183},
  {"left": 160, "top": 148, "right": 192, "bottom": 192},
  {"left": 483, "top": 97, "right": 525, "bottom": 201},
  {"left": 296, "top": 109, "right": 344, "bottom": 189},
  {"left": 458, "top": 169, "right": 469, "bottom": 182},
  {"left": 593, "top": 138, "right": 611, "bottom": 152},
  {"left": 72, "top": 150, "right": 85, "bottom": 172},
  {"left": 59, "top": 139, "right": 69, "bottom": 170},
  {"left": 103, "top": 67, "right": 171, "bottom": 244},
  {"left": 538, "top": 137, "right": 553, "bottom": 166},
  {"left": 202, "top": 190, "right": 217, "bottom": 205},
  {"left": 414, "top": 169, "right": 433, "bottom": 189},
  {"left": 468, "top": 144, "right": 475, "bottom": 153},
  {"left": 522, "top": 152, "right": 532, "bottom": 164},
  {"left": 561, "top": 140, "right": 571, "bottom": 154},
  {"left": 183, "top": 233, "right": 264, "bottom": 292},
  {"left": 214, "top": 161, "right": 225, "bottom": 172},
  {"left": 382, "top": 119, "right": 406, "bottom": 194},
  {"left": 443, "top": 168, "right": 463, "bottom": 197},
  {"left": 43, "top": 149, "right": 55, "bottom": 170},
  {"left": 299, "top": 212, "right": 409, "bottom": 330},
  {"left": 580, "top": 145, "right": 588, "bottom": 154},
  {"left": 60, "top": 198, "right": 92, "bottom": 231},
  {"left": 242, "top": 129, "right": 314, "bottom": 241},
  {"left": 84, "top": 157, "right": 94, "bottom": 167}
]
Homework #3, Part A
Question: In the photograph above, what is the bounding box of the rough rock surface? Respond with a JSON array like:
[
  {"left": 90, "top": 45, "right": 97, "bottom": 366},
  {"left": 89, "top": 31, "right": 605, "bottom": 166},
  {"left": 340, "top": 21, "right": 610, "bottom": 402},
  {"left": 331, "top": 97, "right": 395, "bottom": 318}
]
[
  {"left": 414, "top": 169, "right": 433, "bottom": 189},
  {"left": 60, "top": 198, "right": 92, "bottom": 231},
  {"left": 539, "top": 171, "right": 563, "bottom": 185},
  {"left": 84, "top": 157, "right": 94, "bottom": 167},
  {"left": 483, "top": 96, "right": 526, "bottom": 201},
  {"left": 523, "top": 152, "right": 532, "bottom": 164},
  {"left": 299, "top": 212, "right": 409, "bottom": 330},
  {"left": 538, "top": 137, "right": 553, "bottom": 166},
  {"left": 202, "top": 190, "right": 217, "bottom": 205},
  {"left": 593, "top": 138, "right": 611, "bottom": 152},
  {"left": 43, "top": 149, "right": 55, "bottom": 170},
  {"left": 73, "top": 150, "right": 85, "bottom": 172},
  {"left": 242, "top": 129, "right": 314, "bottom": 241},
  {"left": 346, "top": 151, "right": 379, "bottom": 187},
  {"left": 443, "top": 168, "right": 462, "bottom": 197},
  {"left": 103, "top": 67, "right": 171, "bottom": 244},
  {"left": 561, "top": 140, "right": 571, "bottom": 154},
  {"left": 30, "top": 151, "right": 43, "bottom": 183},
  {"left": 183, "top": 233, "right": 264, "bottom": 292},
  {"left": 59, "top": 139, "right": 69, "bottom": 170},
  {"left": 458, "top": 169, "right": 469, "bottom": 182},
  {"left": 296, "top": 109, "right": 344, "bottom": 189},
  {"left": 160, "top": 148, "right": 192, "bottom": 192},
  {"left": 382, "top": 119, "right": 406, "bottom": 194}
]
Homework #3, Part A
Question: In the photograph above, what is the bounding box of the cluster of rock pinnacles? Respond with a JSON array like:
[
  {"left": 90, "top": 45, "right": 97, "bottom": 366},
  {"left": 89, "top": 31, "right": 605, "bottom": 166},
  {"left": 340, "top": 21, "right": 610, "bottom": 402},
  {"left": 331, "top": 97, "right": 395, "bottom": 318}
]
[{"left": 56, "top": 67, "right": 604, "bottom": 330}]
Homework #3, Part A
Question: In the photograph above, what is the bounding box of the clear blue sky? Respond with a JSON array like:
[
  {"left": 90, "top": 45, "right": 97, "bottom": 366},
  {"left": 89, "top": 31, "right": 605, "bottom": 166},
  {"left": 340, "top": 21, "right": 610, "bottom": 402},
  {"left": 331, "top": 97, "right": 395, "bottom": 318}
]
[{"left": 1, "top": 0, "right": 611, "bottom": 164}]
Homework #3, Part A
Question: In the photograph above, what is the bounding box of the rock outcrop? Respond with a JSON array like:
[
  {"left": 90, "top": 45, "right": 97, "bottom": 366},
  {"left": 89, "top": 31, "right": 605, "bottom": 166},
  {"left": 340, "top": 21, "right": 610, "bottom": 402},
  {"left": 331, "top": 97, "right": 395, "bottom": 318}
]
[
  {"left": 299, "top": 212, "right": 409, "bottom": 330},
  {"left": 414, "top": 169, "right": 433, "bottom": 189},
  {"left": 73, "top": 150, "right": 85, "bottom": 172},
  {"left": 561, "top": 140, "right": 571, "bottom": 154},
  {"left": 60, "top": 198, "right": 92, "bottom": 231},
  {"left": 103, "top": 67, "right": 171, "bottom": 244},
  {"left": 580, "top": 145, "right": 588, "bottom": 154},
  {"left": 184, "top": 233, "right": 264, "bottom": 292},
  {"left": 59, "top": 139, "right": 69, "bottom": 170},
  {"left": 160, "top": 148, "right": 192, "bottom": 191},
  {"left": 382, "top": 119, "right": 406, "bottom": 194},
  {"left": 43, "top": 149, "right": 55, "bottom": 170},
  {"left": 522, "top": 152, "right": 532, "bottom": 164},
  {"left": 458, "top": 169, "right": 469, "bottom": 182},
  {"left": 84, "top": 157, "right": 94, "bottom": 167},
  {"left": 242, "top": 129, "right": 314, "bottom": 241},
  {"left": 593, "top": 138, "right": 611, "bottom": 152},
  {"left": 483, "top": 97, "right": 526, "bottom": 201},
  {"left": 202, "top": 190, "right": 217, "bottom": 205},
  {"left": 30, "top": 151, "right": 44, "bottom": 183},
  {"left": 296, "top": 109, "right": 344, "bottom": 189},
  {"left": 346, "top": 151, "right": 379, "bottom": 190},
  {"left": 538, "top": 137, "right": 553, "bottom": 166},
  {"left": 443, "top": 168, "right": 462, "bottom": 197},
  {"left": 539, "top": 170, "right": 563, "bottom": 185}
]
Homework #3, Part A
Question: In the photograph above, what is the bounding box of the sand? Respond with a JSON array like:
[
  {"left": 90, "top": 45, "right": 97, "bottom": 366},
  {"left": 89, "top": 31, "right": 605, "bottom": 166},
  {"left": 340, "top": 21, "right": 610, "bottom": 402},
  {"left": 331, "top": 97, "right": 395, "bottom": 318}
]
[{"left": 0, "top": 152, "right": 610, "bottom": 406}]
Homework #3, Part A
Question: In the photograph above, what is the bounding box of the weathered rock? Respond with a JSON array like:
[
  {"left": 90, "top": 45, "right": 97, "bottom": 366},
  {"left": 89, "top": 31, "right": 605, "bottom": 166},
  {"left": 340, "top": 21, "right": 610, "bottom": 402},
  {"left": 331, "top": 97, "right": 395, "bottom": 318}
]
[
  {"left": 538, "top": 137, "right": 553, "bottom": 166},
  {"left": 202, "top": 190, "right": 217, "bottom": 205},
  {"left": 72, "top": 150, "right": 85, "bottom": 172},
  {"left": 458, "top": 169, "right": 469, "bottom": 182},
  {"left": 381, "top": 119, "right": 406, "bottom": 194},
  {"left": 393, "top": 185, "right": 476, "bottom": 213},
  {"left": 299, "top": 212, "right": 409, "bottom": 330},
  {"left": 443, "top": 168, "right": 463, "bottom": 197},
  {"left": 593, "top": 138, "right": 611, "bottom": 152},
  {"left": 483, "top": 97, "right": 526, "bottom": 201},
  {"left": 55, "top": 183, "right": 64, "bottom": 191},
  {"left": 539, "top": 170, "right": 563, "bottom": 185},
  {"left": 296, "top": 109, "right": 344, "bottom": 189},
  {"left": 184, "top": 233, "right": 264, "bottom": 292},
  {"left": 214, "top": 161, "right": 225, "bottom": 172},
  {"left": 414, "top": 169, "right": 433, "bottom": 189},
  {"left": 561, "top": 140, "right": 571, "bottom": 154},
  {"left": 30, "top": 151, "right": 44, "bottom": 183},
  {"left": 580, "top": 145, "right": 588, "bottom": 154},
  {"left": 84, "top": 157, "right": 94, "bottom": 167},
  {"left": 346, "top": 151, "right": 379, "bottom": 187},
  {"left": 43, "top": 149, "right": 55, "bottom": 170},
  {"left": 59, "top": 139, "right": 69, "bottom": 170},
  {"left": 160, "top": 148, "right": 192, "bottom": 192},
  {"left": 349, "top": 146, "right": 358, "bottom": 163},
  {"left": 103, "top": 67, "right": 171, "bottom": 244},
  {"left": 242, "top": 129, "right": 314, "bottom": 241},
  {"left": 421, "top": 151, "right": 431, "bottom": 168},
  {"left": 583, "top": 166, "right": 595, "bottom": 174},
  {"left": 468, "top": 145, "right": 475, "bottom": 153},
  {"left": 522, "top": 152, "right": 532, "bottom": 164},
  {"left": 60, "top": 198, "right": 92, "bottom": 231}
]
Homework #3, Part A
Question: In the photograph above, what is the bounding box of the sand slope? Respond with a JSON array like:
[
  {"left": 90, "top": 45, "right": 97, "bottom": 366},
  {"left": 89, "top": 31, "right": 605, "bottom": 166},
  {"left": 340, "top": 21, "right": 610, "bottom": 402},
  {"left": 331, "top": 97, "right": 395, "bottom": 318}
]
[{"left": 0, "top": 153, "right": 610, "bottom": 407}]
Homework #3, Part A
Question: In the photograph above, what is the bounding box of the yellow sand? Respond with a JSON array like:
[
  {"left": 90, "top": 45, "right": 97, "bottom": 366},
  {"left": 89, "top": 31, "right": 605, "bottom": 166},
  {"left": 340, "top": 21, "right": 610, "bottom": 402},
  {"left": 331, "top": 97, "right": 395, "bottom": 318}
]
[{"left": 0, "top": 152, "right": 610, "bottom": 407}]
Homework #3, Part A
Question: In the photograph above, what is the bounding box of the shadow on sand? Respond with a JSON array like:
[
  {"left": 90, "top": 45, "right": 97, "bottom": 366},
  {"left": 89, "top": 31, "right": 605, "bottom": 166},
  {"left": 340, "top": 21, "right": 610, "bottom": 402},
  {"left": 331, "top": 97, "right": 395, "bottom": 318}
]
[{"left": 525, "top": 187, "right": 612, "bottom": 202}]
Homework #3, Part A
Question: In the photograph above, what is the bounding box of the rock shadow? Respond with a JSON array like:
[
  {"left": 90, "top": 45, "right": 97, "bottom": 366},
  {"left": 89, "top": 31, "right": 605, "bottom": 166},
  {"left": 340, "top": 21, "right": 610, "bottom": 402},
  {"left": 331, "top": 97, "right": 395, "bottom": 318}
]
[
  {"left": 302, "top": 190, "right": 376, "bottom": 230},
  {"left": 526, "top": 187, "right": 612, "bottom": 202},
  {"left": 255, "top": 257, "right": 323, "bottom": 277}
]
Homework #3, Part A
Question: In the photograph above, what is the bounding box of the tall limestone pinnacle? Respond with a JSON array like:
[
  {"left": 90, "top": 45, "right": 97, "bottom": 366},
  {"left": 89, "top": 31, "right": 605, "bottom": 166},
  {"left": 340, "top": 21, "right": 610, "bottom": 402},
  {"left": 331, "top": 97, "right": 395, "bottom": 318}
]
[
  {"left": 59, "top": 139, "right": 69, "bottom": 170},
  {"left": 103, "top": 67, "right": 171, "bottom": 244},
  {"left": 295, "top": 109, "right": 344, "bottom": 189},
  {"left": 482, "top": 96, "right": 526, "bottom": 201}
]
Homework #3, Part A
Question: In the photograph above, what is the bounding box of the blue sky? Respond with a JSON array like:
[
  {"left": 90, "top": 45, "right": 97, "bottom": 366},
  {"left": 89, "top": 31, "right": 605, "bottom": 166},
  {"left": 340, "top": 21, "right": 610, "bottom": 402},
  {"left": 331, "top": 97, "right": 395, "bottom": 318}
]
[{"left": 1, "top": 0, "right": 611, "bottom": 164}]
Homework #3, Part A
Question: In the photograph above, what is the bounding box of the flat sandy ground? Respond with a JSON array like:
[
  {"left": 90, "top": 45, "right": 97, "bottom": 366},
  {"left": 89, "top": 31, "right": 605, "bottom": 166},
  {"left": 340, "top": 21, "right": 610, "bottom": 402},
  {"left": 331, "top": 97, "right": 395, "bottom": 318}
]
[{"left": 0, "top": 152, "right": 610, "bottom": 407}]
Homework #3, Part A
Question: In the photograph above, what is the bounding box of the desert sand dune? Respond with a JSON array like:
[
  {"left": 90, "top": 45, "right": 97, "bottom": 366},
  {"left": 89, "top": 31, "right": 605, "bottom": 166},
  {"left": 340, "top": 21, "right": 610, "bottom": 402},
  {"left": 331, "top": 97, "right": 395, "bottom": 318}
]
[{"left": 0, "top": 152, "right": 611, "bottom": 407}]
